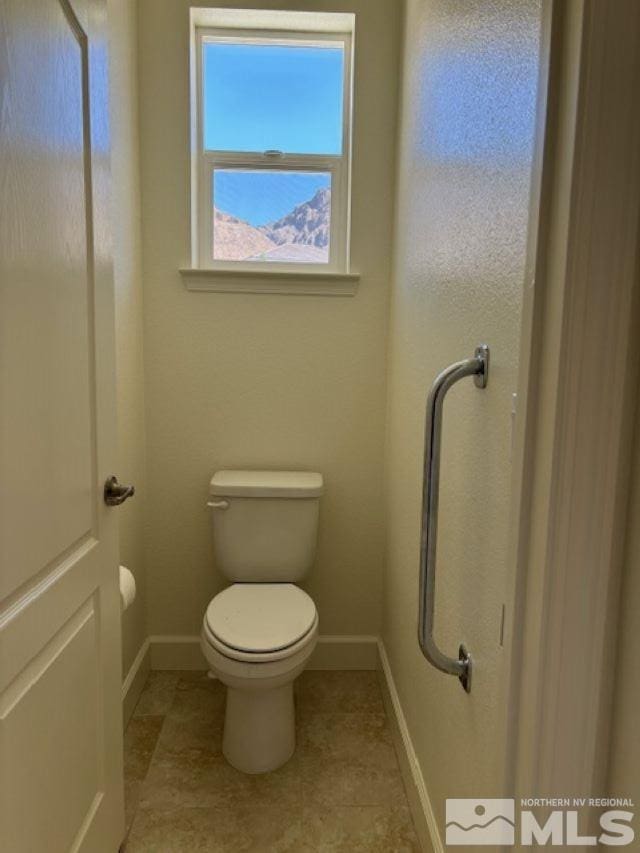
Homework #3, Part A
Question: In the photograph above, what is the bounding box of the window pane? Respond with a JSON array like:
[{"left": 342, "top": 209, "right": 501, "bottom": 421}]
[
  {"left": 212, "top": 170, "right": 331, "bottom": 263},
  {"left": 203, "top": 41, "right": 344, "bottom": 154}
]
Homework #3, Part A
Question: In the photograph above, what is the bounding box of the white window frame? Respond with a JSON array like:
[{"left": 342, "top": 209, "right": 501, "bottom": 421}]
[{"left": 193, "top": 27, "right": 353, "bottom": 275}]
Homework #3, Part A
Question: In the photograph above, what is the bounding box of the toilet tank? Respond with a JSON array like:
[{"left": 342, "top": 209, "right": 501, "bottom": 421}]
[{"left": 209, "top": 470, "right": 323, "bottom": 582}]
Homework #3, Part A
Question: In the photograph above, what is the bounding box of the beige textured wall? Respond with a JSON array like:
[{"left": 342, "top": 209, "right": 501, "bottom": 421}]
[
  {"left": 108, "top": 0, "right": 147, "bottom": 677},
  {"left": 608, "top": 386, "right": 640, "bottom": 806},
  {"left": 137, "top": 0, "right": 401, "bottom": 637},
  {"left": 383, "top": 0, "right": 541, "bottom": 830}
]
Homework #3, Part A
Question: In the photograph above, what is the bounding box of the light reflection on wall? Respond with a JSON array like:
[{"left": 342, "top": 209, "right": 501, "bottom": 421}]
[
  {"left": 420, "top": 46, "right": 539, "bottom": 165},
  {"left": 401, "top": 2, "right": 543, "bottom": 286}
]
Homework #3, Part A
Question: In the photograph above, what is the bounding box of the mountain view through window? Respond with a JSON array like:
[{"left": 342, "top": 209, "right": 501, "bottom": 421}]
[{"left": 212, "top": 170, "right": 331, "bottom": 263}]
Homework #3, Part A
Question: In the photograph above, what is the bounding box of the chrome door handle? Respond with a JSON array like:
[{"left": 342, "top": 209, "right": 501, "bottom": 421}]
[
  {"left": 418, "top": 344, "right": 489, "bottom": 693},
  {"left": 104, "top": 475, "right": 135, "bottom": 506}
]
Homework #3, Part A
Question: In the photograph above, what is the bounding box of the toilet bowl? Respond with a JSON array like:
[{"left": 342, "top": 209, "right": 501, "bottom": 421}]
[
  {"left": 203, "top": 471, "right": 323, "bottom": 774},
  {"left": 201, "top": 583, "right": 319, "bottom": 773}
]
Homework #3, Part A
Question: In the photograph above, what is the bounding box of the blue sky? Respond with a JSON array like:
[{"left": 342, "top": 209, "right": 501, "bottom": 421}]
[
  {"left": 204, "top": 42, "right": 342, "bottom": 225},
  {"left": 203, "top": 42, "right": 344, "bottom": 154},
  {"left": 214, "top": 170, "right": 330, "bottom": 227}
]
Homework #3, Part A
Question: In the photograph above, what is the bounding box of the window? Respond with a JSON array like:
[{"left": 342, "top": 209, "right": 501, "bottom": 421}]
[{"left": 192, "top": 17, "right": 353, "bottom": 274}]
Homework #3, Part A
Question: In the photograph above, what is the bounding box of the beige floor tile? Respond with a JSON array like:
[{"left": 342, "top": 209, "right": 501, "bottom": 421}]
[
  {"left": 301, "top": 759, "right": 407, "bottom": 808},
  {"left": 123, "top": 715, "right": 165, "bottom": 833},
  {"left": 156, "top": 713, "right": 224, "bottom": 755},
  {"left": 174, "top": 671, "right": 224, "bottom": 698},
  {"left": 297, "top": 671, "right": 385, "bottom": 716},
  {"left": 172, "top": 673, "right": 226, "bottom": 719},
  {"left": 134, "top": 671, "right": 180, "bottom": 717},
  {"left": 302, "top": 805, "right": 420, "bottom": 852},
  {"left": 156, "top": 673, "right": 226, "bottom": 753},
  {"left": 126, "top": 671, "right": 416, "bottom": 847},
  {"left": 124, "top": 778, "right": 143, "bottom": 836},
  {"left": 125, "top": 806, "right": 309, "bottom": 853},
  {"left": 298, "top": 712, "right": 399, "bottom": 768},
  {"left": 140, "top": 748, "right": 302, "bottom": 811},
  {"left": 299, "top": 713, "right": 406, "bottom": 807},
  {"left": 124, "top": 716, "right": 165, "bottom": 782}
]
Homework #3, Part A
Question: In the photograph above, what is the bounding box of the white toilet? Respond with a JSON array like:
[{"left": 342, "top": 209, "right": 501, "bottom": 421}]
[{"left": 200, "top": 470, "right": 323, "bottom": 774}]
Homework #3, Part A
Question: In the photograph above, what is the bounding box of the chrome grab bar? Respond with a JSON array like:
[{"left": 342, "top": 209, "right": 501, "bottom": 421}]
[{"left": 418, "top": 345, "right": 489, "bottom": 693}]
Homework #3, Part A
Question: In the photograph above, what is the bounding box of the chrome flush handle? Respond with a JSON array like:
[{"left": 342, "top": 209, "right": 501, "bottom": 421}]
[
  {"left": 104, "top": 475, "right": 135, "bottom": 506},
  {"left": 206, "top": 499, "right": 230, "bottom": 510}
]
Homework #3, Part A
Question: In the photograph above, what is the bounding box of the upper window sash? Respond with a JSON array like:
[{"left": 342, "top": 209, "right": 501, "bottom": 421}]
[{"left": 196, "top": 28, "right": 352, "bottom": 158}]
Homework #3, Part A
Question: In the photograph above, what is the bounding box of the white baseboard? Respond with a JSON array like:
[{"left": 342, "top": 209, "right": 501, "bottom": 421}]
[
  {"left": 121, "top": 638, "right": 151, "bottom": 727},
  {"left": 377, "top": 639, "right": 443, "bottom": 853},
  {"left": 146, "top": 633, "right": 379, "bottom": 671}
]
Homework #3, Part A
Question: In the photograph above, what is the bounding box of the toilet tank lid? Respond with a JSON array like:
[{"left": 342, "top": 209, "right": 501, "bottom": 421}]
[{"left": 209, "top": 470, "right": 324, "bottom": 498}]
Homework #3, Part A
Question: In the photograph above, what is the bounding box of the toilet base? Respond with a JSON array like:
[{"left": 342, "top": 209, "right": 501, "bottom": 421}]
[{"left": 223, "top": 683, "right": 295, "bottom": 774}]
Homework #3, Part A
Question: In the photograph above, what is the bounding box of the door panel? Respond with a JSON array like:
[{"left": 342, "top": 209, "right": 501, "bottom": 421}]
[
  {"left": 0, "top": 0, "right": 95, "bottom": 601},
  {"left": 0, "top": 542, "right": 99, "bottom": 690},
  {"left": 1, "top": 599, "right": 101, "bottom": 852},
  {"left": 0, "top": 0, "right": 123, "bottom": 850}
]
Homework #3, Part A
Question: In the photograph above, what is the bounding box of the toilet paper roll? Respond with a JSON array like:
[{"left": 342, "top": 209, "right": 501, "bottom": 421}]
[{"left": 119, "top": 565, "right": 136, "bottom": 612}]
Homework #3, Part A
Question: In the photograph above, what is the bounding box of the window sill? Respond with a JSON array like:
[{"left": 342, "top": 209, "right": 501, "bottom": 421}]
[{"left": 179, "top": 267, "right": 360, "bottom": 296}]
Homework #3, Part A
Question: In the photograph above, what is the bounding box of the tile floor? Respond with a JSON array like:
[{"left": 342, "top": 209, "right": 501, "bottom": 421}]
[{"left": 123, "top": 670, "right": 420, "bottom": 852}]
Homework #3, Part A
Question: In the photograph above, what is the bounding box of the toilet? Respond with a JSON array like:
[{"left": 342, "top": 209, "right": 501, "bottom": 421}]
[{"left": 201, "top": 470, "right": 323, "bottom": 774}]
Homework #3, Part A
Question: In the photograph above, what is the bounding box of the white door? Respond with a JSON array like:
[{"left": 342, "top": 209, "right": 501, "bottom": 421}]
[{"left": 0, "top": 0, "right": 124, "bottom": 851}]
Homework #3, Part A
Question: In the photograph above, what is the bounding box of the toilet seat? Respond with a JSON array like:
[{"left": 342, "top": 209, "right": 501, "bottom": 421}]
[{"left": 204, "top": 583, "right": 317, "bottom": 663}]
